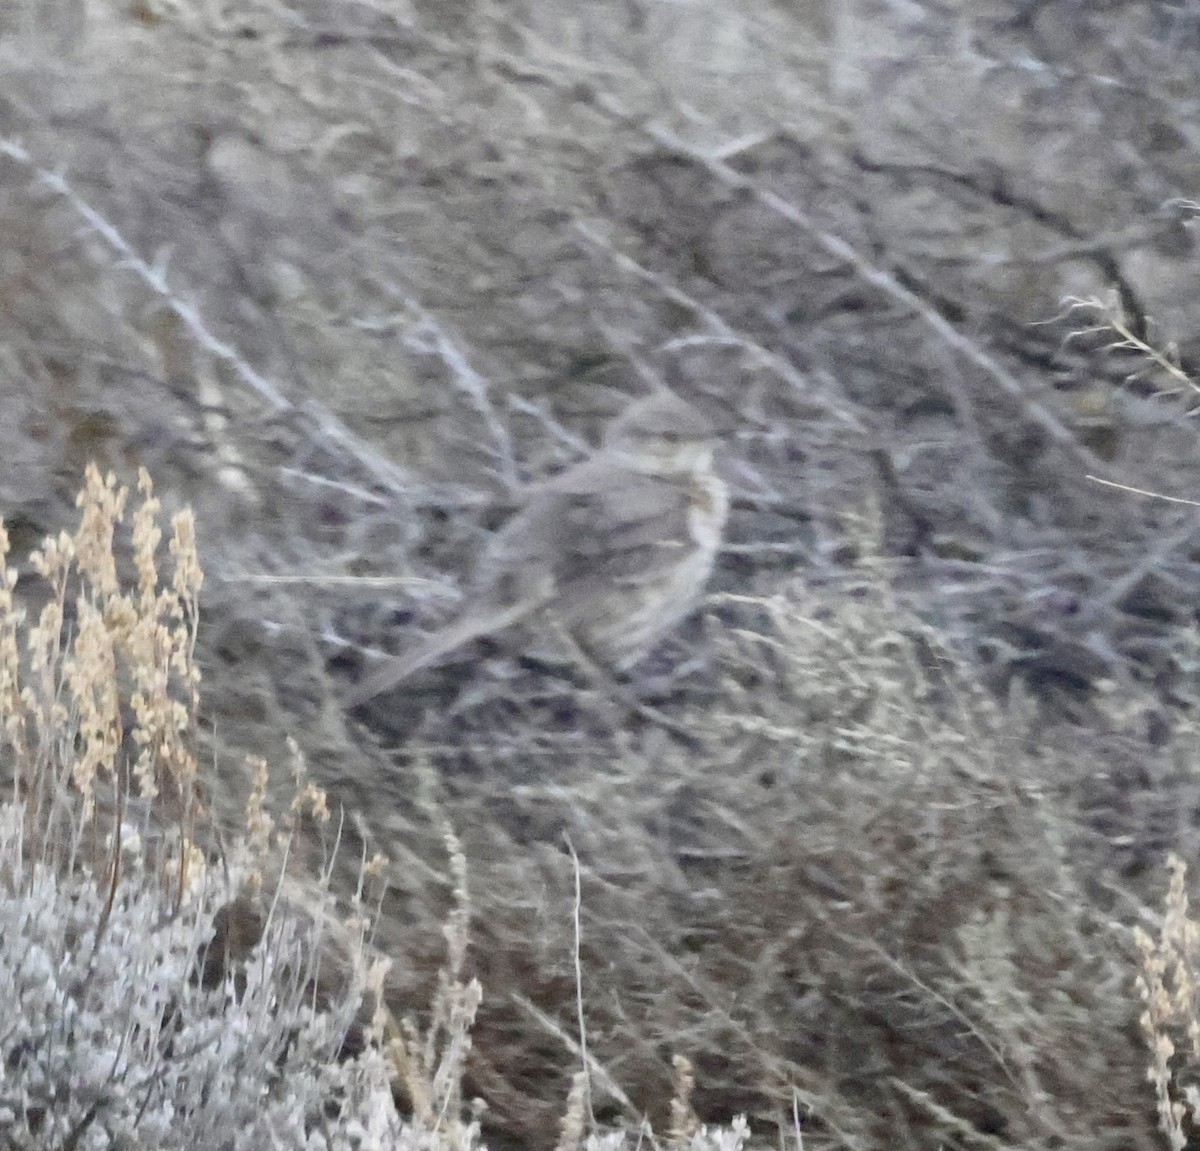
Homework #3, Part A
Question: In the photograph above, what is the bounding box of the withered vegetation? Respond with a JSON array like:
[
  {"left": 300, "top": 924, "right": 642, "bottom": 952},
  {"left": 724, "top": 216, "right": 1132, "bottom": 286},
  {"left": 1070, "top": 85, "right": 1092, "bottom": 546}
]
[{"left": 5, "top": 2, "right": 1200, "bottom": 1149}]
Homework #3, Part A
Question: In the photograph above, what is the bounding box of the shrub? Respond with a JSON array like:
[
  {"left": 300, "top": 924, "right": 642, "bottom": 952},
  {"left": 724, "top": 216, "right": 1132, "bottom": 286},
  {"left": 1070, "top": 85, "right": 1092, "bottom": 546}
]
[{"left": 0, "top": 466, "right": 405, "bottom": 1149}]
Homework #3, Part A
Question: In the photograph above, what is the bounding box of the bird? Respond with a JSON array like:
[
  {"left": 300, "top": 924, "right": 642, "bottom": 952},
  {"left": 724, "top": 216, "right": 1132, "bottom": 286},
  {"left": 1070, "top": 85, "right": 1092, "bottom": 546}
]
[{"left": 346, "top": 389, "right": 729, "bottom": 706}]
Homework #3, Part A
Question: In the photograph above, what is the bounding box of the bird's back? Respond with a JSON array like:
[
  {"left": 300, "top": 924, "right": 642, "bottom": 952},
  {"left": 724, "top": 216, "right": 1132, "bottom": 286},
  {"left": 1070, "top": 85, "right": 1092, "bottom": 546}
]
[{"left": 477, "top": 455, "right": 726, "bottom": 669}]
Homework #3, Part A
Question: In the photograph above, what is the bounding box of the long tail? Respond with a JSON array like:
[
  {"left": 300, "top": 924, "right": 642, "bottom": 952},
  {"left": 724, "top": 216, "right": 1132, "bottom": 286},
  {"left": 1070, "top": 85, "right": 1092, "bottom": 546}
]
[{"left": 345, "top": 597, "right": 539, "bottom": 706}]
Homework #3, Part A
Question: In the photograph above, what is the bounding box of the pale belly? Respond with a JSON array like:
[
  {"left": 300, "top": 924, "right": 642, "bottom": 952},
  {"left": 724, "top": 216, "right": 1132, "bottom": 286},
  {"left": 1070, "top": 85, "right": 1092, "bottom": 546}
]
[{"left": 576, "top": 471, "right": 728, "bottom": 670}]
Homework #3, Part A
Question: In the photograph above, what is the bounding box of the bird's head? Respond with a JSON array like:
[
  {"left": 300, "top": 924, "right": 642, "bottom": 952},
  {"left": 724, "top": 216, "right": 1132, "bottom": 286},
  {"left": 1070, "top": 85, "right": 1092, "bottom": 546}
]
[{"left": 602, "top": 391, "right": 719, "bottom": 475}]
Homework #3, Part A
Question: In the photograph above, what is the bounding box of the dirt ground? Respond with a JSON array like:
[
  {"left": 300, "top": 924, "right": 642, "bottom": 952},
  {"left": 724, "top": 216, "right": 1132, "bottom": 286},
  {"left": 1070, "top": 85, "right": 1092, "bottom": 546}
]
[{"left": 4, "top": 1, "right": 1200, "bottom": 1147}]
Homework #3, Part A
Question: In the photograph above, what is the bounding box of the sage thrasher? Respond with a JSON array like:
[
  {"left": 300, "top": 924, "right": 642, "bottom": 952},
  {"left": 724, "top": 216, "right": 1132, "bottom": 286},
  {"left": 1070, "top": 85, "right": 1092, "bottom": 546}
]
[{"left": 347, "top": 390, "right": 728, "bottom": 705}]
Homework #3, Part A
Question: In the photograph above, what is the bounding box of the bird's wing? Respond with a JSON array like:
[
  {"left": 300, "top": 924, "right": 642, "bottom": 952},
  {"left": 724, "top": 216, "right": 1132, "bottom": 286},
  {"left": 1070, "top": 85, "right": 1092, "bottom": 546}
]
[{"left": 488, "top": 461, "right": 687, "bottom": 577}]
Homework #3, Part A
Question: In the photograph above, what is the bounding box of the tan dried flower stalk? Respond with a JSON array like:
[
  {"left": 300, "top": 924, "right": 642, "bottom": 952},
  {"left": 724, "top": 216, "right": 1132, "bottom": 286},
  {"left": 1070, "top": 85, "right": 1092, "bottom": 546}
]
[
  {"left": 1136, "top": 854, "right": 1200, "bottom": 1151},
  {"left": 0, "top": 464, "right": 205, "bottom": 877}
]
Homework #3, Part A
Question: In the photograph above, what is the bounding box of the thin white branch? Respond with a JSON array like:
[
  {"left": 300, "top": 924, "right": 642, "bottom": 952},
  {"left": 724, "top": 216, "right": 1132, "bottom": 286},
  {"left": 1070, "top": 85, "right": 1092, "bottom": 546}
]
[
  {"left": 572, "top": 220, "right": 869, "bottom": 436},
  {"left": 0, "top": 137, "right": 414, "bottom": 498},
  {"left": 401, "top": 298, "right": 521, "bottom": 492}
]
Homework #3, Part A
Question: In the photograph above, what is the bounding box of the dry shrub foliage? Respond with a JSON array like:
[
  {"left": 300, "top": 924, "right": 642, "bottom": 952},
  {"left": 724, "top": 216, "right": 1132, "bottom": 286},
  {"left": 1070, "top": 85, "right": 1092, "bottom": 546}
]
[
  {"left": 1123, "top": 855, "right": 1200, "bottom": 1151},
  {"left": 1136, "top": 855, "right": 1200, "bottom": 1151},
  {"left": 391, "top": 551, "right": 1159, "bottom": 1151},
  {"left": 0, "top": 466, "right": 401, "bottom": 1148},
  {"left": 0, "top": 467, "right": 752, "bottom": 1149}
]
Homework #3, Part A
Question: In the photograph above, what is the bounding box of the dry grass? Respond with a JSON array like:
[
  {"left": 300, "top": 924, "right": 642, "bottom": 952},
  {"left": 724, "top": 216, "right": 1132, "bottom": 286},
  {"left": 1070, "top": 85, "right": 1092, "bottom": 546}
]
[
  {"left": 392, "top": 557, "right": 1163, "bottom": 1151},
  {"left": 0, "top": 467, "right": 403, "bottom": 1146},
  {"left": 2, "top": 467, "right": 1181, "bottom": 1149}
]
